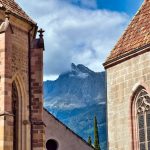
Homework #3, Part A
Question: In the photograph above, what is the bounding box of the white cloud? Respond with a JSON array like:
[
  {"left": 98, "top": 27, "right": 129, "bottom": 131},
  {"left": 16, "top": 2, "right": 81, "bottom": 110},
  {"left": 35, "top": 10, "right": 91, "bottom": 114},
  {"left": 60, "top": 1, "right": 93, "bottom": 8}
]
[{"left": 16, "top": 0, "right": 129, "bottom": 80}]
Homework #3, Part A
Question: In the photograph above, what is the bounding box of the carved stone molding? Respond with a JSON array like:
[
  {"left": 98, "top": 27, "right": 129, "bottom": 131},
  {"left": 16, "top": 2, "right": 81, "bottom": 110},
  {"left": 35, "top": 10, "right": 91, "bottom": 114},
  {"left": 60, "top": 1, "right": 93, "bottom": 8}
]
[{"left": 137, "top": 89, "right": 150, "bottom": 113}]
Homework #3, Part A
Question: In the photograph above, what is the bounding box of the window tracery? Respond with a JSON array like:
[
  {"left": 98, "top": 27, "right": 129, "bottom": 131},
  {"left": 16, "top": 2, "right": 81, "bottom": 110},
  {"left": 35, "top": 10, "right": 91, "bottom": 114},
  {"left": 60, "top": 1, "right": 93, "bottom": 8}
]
[{"left": 136, "top": 89, "right": 150, "bottom": 150}]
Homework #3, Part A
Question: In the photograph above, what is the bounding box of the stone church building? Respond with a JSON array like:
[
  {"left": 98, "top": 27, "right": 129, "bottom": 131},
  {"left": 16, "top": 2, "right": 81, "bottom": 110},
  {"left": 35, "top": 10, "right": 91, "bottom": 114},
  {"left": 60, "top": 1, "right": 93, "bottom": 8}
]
[
  {"left": 0, "top": 0, "right": 94, "bottom": 150},
  {"left": 104, "top": 0, "right": 150, "bottom": 149}
]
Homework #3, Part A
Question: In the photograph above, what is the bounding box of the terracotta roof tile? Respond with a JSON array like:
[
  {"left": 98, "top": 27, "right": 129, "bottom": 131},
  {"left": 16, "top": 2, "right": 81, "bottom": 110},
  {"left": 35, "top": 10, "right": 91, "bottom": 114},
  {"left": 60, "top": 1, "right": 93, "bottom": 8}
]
[
  {"left": 105, "top": 0, "right": 150, "bottom": 63},
  {"left": 0, "top": 0, "right": 36, "bottom": 24}
]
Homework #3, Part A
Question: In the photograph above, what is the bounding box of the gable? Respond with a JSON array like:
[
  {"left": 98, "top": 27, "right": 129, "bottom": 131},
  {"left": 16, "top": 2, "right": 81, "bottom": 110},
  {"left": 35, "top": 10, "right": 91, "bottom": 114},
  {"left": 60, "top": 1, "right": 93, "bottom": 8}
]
[{"left": 43, "top": 108, "right": 94, "bottom": 150}]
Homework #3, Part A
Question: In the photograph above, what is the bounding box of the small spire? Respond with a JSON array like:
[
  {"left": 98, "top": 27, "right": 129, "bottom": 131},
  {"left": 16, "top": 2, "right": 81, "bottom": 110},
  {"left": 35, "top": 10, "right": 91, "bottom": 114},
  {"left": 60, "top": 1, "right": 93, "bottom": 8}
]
[
  {"left": 5, "top": 10, "right": 11, "bottom": 20},
  {"left": 38, "top": 28, "right": 45, "bottom": 38}
]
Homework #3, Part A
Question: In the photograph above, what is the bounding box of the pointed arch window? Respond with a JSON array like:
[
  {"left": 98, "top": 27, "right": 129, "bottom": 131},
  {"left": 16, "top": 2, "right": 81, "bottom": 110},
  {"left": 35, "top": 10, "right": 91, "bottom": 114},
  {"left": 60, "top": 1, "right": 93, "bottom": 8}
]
[
  {"left": 136, "top": 89, "right": 150, "bottom": 150},
  {"left": 12, "top": 81, "right": 19, "bottom": 150}
]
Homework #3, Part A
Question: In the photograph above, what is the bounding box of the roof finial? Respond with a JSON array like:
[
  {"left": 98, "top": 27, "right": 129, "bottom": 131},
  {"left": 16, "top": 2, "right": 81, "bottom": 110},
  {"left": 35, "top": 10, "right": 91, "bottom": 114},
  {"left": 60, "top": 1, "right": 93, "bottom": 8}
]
[
  {"left": 38, "top": 28, "right": 45, "bottom": 39},
  {"left": 5, "top": 10, "right": 11, "bottom": 20}
]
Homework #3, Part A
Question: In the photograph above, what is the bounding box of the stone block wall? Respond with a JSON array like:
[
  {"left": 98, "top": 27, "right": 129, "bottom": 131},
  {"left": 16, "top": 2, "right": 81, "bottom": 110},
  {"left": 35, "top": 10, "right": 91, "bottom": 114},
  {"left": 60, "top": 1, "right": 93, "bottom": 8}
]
[
  {"left": 0, "top": 24, "right": 14, "bottom": 150},
  {"left": 10, "top": 24, "right": 31, "bottom": 150},
  {"left": 106, "top": 51, "right": 150, "bottom": 150},
  {"left": 0, "top": 20, "right": 31, "bottom": 150},
  {"left": 30, "top": 37, "right": 45, "bottom": 150},
  {"left": 0, "top": 14, "right": 45, "bottom": 150}
]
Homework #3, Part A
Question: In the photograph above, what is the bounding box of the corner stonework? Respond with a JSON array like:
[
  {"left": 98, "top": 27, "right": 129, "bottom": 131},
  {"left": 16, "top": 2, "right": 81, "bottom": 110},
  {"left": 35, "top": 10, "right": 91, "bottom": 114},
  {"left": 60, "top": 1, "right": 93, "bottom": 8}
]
[{"left": 0, "top": 12, "right": 14, "bottom": 150}]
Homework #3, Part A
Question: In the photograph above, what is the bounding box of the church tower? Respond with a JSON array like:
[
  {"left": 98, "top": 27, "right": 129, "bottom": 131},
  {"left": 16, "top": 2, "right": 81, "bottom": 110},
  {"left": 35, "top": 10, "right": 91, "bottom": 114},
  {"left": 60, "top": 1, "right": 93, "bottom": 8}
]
[
  {"left": 0, "top": 1, "right": 45, "bottom": 150},
  {"left": 104, "top": 0, "right": 150, "bottom": 149}
]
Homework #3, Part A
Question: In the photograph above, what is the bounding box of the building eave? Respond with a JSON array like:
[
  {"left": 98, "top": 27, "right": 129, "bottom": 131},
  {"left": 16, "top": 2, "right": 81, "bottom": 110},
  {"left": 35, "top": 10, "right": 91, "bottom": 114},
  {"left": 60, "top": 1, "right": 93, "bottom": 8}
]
[{"left": 103, "top": 44, "right": 150, "bottom": 69}]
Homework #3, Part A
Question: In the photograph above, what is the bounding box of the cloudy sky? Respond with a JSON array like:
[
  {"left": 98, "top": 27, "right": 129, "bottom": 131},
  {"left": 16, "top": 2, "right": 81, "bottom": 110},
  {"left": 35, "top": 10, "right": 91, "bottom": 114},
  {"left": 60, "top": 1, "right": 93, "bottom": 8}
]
[{"left": 16, "top": 0, "right": 143, "bottom": 80}]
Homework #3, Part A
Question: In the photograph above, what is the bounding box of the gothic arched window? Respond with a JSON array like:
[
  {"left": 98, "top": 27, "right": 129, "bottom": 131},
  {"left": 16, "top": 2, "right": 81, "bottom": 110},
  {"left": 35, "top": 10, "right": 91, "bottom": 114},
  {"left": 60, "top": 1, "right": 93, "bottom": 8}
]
[
  {"left": 136, "top": 89, "right": 150, "bottom": 150},
  {"left": 12, "top": 82, "right": 19, "bottom": 150}
]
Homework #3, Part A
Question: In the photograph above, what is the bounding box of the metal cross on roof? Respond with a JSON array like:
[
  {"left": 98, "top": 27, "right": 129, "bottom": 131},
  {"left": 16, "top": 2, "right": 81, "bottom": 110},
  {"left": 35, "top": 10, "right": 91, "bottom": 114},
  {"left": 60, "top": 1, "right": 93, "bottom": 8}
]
[{"left": 38, "top": 28, "right": 45, "bottom": 38}]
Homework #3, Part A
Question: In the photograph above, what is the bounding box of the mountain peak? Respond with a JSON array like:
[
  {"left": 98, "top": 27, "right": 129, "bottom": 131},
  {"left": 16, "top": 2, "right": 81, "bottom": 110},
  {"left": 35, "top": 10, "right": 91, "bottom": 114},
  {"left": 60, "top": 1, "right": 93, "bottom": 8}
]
[
  {"left": 71, "top": 63, "right": 78, "bottom": 71},
  {"left": 77, "top": 64, "right": 93, "bottom": 74},
  {"left": 71, "top": 63, "right": 93, "bottom": 74}
]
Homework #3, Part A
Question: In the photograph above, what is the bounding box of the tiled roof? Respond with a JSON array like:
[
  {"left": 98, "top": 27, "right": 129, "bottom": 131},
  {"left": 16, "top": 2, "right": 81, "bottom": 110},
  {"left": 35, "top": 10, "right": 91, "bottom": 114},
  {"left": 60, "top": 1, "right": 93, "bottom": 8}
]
[
  {"left": 105, "top": 0, "right": 150, "bottom": 64},
  {"left": 0, "top": 0, "right": 36, "bottom": 24}
]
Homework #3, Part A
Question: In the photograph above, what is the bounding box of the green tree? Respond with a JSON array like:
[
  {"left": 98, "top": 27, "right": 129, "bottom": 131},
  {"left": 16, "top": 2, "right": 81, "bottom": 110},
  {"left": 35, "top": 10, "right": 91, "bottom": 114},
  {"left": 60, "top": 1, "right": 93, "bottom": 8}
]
[
  {"left": 88, "top": 136, "right": 92, "bottom": 146},
  {"left": 94, "top": 116, "right": 101, "bottom": 150}
]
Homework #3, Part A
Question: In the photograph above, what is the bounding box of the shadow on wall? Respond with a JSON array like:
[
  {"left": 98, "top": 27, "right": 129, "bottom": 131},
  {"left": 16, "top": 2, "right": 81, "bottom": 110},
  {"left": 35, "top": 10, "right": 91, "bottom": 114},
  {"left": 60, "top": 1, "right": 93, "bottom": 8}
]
[{"left": 46, "top": 139, "right": 59, "bottom": 150}]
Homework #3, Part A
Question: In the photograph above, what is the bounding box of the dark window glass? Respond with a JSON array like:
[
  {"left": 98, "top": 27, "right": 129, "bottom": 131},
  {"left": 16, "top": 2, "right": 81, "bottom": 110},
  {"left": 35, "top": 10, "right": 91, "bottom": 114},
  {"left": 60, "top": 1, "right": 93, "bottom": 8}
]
[
  {"left": 139, "top": 115, "right": 144, "bottom": 129},
  {"left": 12, "top": 82, "right": 19, "bottom": 150},
  {"left": 147, "top": 127, "right": 150, "bottom": 141},
  {"left": 46, "top": 139, "right": 58, "bottom": 150},
  {"left": 146, "top": 113, "right": 150, "bottom": 127},
  {"left": 140, "top": 143, "right": 146, "bottom": 150},
  {"left": 139, "top": 129, "right": 145, "bottom": 142},
  {"left": 148, "top": 142, "right": 150, "bottom": 150}
]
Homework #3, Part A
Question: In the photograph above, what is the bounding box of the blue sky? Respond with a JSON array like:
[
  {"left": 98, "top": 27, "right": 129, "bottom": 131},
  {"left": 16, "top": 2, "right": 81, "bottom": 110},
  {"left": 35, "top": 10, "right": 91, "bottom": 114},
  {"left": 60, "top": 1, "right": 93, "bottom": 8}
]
[
  {"left": 97, "top": 0, "right": 143, "bottom": 15},
  {"left": 16, "top": 0, "right": 144, "bottom": 80},
  {"left": 65, "top": 0, "right": 143, "bottom": 15}
]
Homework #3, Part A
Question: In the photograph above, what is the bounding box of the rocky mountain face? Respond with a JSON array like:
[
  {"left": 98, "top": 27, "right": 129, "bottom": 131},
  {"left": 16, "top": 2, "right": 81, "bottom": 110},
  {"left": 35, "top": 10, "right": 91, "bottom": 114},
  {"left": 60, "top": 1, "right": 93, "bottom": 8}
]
[{"left": 44, "top": 63, "right": 107, "bottom": 150}]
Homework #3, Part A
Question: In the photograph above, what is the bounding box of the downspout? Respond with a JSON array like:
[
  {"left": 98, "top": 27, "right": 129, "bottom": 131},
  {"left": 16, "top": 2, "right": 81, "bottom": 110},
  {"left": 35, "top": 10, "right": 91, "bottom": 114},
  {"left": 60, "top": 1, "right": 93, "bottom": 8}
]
[{"left": 28, "top": 24, "right": 38, "bottom": 150}]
